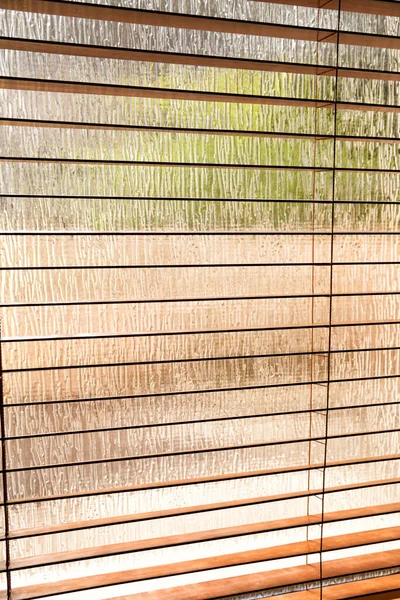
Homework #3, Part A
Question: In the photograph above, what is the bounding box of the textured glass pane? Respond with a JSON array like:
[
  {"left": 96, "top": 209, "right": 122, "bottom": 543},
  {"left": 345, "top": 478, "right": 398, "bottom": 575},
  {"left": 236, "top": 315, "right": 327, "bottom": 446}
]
[
  {"left": 326, "top": 434, "right": 400, "bottom": 464},
  {"left": 6, "top": 384, "right": 328, "bottom": 437},
  {"left": 53, "top": 0, "right": 398, "bottom": 39},
  {"left": 0, "top": 127, "right": 333, "bottom": 167},
  {"left": 324, "top": 483, "right": 400, "bottom": 514},
  {"left": 0, "top": 90, "right": 332, "bottom": 135},
  {"left": 330, "top": 377, "right": 400, "bottom": 408},
  {"left": 332, "top": 324, "right": 400, "bottom": 351},
  {"left": 0, "top": 3, "right": 337, "bottom": 28},
  {"left": 1, "top": 297, "right": 330, "bottom": 338},
  {"left": 8, "top": 488, "right": 308, "bottom": 534},
  {"left": 1, "top": 233, "right": 331, "bottom": 268},
  {"left": 1, "top": 0, "right": 399, "bottom": 597},
  {"left": 332, "top": 294, "right": 400, "bottom": 324},
  {"left": 4, "top": 326, "right": 329, "bottom": 370},
  {"left": 3, "top": 354, "right": 329, "bottom": 404},
  {"left": 7, "top": 412, "right": 326, "bottom": 469},
  {"left": 333, "top": 265, "right": 400, "bottom": 294},
  {"left": 0, "top": 196, "right": 333, "bottom": 231},
  {"left": 334, "top": 172, "right": 399, "bottom": 202},
  {"left": 0, "top": 50, "right": 335, "bottom": 100},
  {"left": 336, "top": 110, "right": 399, "bottom": 139},
  {"left": 1, "top": 265, "right": 331, "bottom": 304},
  {"left": 332, "top": 349, "right": 400, "bottom": 380},
  {"left": 333, "top": 233, "right": 400, "bottom": 263},
  {"left": 7, "top": 441, "right": 316, "bottom": 500},
  {"left": 0, "top": 166, "right": 335, "bottom": 202}
]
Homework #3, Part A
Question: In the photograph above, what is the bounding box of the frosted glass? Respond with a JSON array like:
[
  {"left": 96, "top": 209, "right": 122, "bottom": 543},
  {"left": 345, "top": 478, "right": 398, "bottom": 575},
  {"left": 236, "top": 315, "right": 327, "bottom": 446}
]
[
  {"left": 1, "top": 233, "right": 331, "bottom": 268},
  {"left": 332, "top": 294, "right": 400, "bottom": 325},
  {"left": 6, "top": 411, "right": 325, "bottom": 469},
  {"left": 7, "top": 441, "right": 316, "bottom": 501},
  {"left": 0, "top": 126, "right": 333, "bottom": 167},
  {"left": 2, "top": 10, "right": 398, "bottom": 70},
  {"left": 52, "top": 0, "right": 399, "bottom": 38},
  {"left": 330, "top": 377, "right": 400, "bottom": 408},
  {"left": 6, "top": 384, "right": 328, "bottom": 437},
  {"left": 0, "top": 196, "right": 333, "bottom": 231},
  {"left": 0, "top": 3, "right": 338, "bottom": 29},
  {"left": 0, "top": 89, "right": 332, "bottom": 135},
  {"left": 1, "top": 266, "right": 331, "bottom": 304},
  {"left": 1, "top": 296, "right": 331, "bottom": 338},
  {"left": 4, "top": 326, "right": 329, "bottom": 370},
  {"left": 1, "top": 0, "right": 399, "bottom": 597},
  {"left": 0, "top": 50, "right": 335, "bottom": 100},
  {"left": 3, "top": 353, "right": 329, "bottom": 404},
  {"left": 0, "top": 167, "right": 335, "bottom": 202}
]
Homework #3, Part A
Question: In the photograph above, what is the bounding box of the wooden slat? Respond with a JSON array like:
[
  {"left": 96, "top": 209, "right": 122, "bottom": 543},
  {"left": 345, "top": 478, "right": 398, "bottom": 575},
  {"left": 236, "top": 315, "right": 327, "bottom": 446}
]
[
  {"left": 1, "top": 1, "right": 399, "bottom": 49},
  {"left": 1, "top": 38, "right": 399, "bottom": 81},
  {"left": 0, "top": 76, "right": 331, "bottom": 107},
  {"left": 1, "top": 118, "right": 400, "bottom": 143},
  {"left": 9, "top": 564, "right": 322, "bottom": 600},
  {"left": 7, "top": 498, "right": 400, "bottom": 541},
  {"left": 8, "top": 522, "right": 318, "bottom": 571},
  {"left": 104, "top": 557, "right": 400, "bottom": 600},
  {"left": 1, "top": 78, "right": 399, "bottom": 112},
  {"left": 0, "top": 118, "right": 330, "bottom": 137},
  {"left": 10, "top": 519, "right": 400, "bottom": 571},
  {"left": 3, "top": 157, "right": 399, "bottom": 173},
  {"left": 254, "top": 0, "right": 400, "bottom": 18},
  {"left": 11, "top": 548, "right": 400, "bottom": 600},
  {"left": 8, "top": 458, "right": 400, "bottom": 506},
  {"left": 275, "top": 573, "right": 400, "bottom": 599},
  {"left": 10, "top": 497, "right": 320, "bottom": 541}
]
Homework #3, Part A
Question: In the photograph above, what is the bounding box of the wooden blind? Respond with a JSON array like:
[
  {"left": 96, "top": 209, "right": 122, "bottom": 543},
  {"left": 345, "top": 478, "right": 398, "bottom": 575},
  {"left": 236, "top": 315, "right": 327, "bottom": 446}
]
[{"left": 0, "top": 0, "right": 399, "bottom": 598}]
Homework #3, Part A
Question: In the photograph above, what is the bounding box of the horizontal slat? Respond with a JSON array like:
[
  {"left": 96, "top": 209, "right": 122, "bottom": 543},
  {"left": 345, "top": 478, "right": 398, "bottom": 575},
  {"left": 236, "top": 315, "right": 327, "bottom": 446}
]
[
  {"left": 0, "top": 262, "right": 339, "bottom": 270},
  {"left": 3, "top": 428, "right": 400, "bottom": 473},
  {"left": 1, "top": 1, "right": 399, "bottom": 48},
  {"left": 11, "top": 261, "right": 400, "bottom": 270},
  {"left": 5, "top": 373, "right": 400, "bottom": 410},
  {"left": 4, "top": 455, "right": 398, "bottom": 507},
  {"left": 254, "top": 0, "right": 400, "bottom": 18},
  {"left": 1, "top": 77, "right": 399, "bottom": 112},
  {"left": 8, "top": 500, "right": 400, "bottom": 541},
  {"left": 1, "top": 158, "right": 399, "bottom": 173},
  {"left": 6, "top": 291, "right": 400, "bottom": 311},
  {"left": 1, "top": 38, "right": 399, "bottom": 81},
  {"left": 10, "top": 548, "right": 400, "bottom": 600},
  {"left": 1, "top": 119, "right": 400, "bottom": 142},
  {"left": 5, "top": 232, "right": 400, "bottom": 237},
  {"left": 2, "top": 401, "right": 399, "bottom": 438},
  {"left": 5, "top": 344, "right": 400, "bottom": 373},
  {"left": 12, "top": 550, "right": 400, "bottom": 600},
  {"left": 4, "top": 319, "right": 400, "bottom": 344},
  {"left": 277, "top": 574, "right": 400, "bottom": 599},
  {"left": 10, "top": 519, "right": 400, "bottom": 571},
  {"left": 111, "top": 572, "right": 400, "bottom": 600},
  {"left": 2, "top": 196, "right": 400, "bottom": 204}
]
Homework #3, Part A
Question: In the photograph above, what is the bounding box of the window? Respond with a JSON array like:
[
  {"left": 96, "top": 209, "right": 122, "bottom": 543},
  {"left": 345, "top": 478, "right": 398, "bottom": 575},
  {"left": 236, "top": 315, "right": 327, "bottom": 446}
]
[{"left": 0, "top": 0, "right": 399, "bottom": 598}]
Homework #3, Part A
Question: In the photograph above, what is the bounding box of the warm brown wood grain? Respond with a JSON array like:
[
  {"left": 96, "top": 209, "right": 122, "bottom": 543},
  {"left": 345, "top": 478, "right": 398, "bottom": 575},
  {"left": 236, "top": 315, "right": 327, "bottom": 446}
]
[
  {"left": 1, "top": 38, "right": 400, "bottom": 77},
  {"left": 254, "top": 0, "right": 400, "bottom": 17},
  {"left": 272, "top": 573, "right": 400, "bottom": 599},
  {"left": 1, "top": 119, "right": 400, "bottom": 141},
  {"left": 8, "top": 498, "right": 400, "bottom": 541},
  {"left": 10, "top": 518, "right": 400, "bottom": 571},
  {"left": 11, "top": 547, "right": 400, "bottom": 599},
  {"left": 1, "top": 78, "right": 399, "bottom": 112},
  {"left": 1, "top": 0, "right": 400, "bottom": 44},
  {"left": 7, "top": 456, "right": 400, "bottom": 506},
  {"left": 101, "top": 571, "right": 400, "bottom": 600}
]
